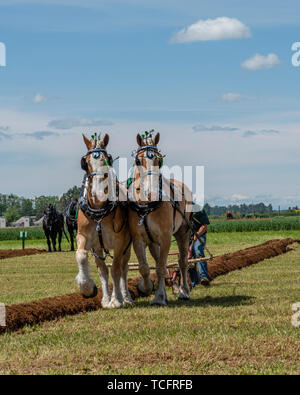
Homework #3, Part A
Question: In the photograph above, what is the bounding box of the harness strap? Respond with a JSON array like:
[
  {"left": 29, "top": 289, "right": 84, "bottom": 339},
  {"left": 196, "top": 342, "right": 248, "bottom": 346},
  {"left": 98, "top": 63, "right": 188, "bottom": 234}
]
[
  {"left": 144, "top": 215, "right": 154, "bottom": 243},
  {"left": 122, "top": 236, "right": 132, "bottom": 257},
  {"left": 96, "top": 221, "right": 113, "bottom": 259}
]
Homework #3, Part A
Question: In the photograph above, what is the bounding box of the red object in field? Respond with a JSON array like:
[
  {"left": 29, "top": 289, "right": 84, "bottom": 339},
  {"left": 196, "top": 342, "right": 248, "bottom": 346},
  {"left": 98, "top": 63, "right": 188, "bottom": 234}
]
[{"left": 168, "top": 252, "right": 180, "bottom": 256}]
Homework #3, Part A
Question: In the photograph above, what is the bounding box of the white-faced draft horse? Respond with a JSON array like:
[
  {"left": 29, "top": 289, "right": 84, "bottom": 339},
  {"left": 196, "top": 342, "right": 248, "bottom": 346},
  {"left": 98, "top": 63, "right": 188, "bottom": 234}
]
[
  {"left": 75, "top": 133, "right": 132, "bottom": 309},
  {"left": 128, "top": 131, "right": 193, "bottom": 306}
]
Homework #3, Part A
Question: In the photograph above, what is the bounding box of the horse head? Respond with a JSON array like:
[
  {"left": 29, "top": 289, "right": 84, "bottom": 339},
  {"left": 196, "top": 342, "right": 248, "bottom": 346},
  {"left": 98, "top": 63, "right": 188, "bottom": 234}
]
[
  {"left": 44, "top": 204, "right": 56, "bottom": 228},
  {"left": 134, "top": 130, "right": 164, "bottom": 202},
  {"left": 81, "top": 133, "right": 117, "bottom": 205}
]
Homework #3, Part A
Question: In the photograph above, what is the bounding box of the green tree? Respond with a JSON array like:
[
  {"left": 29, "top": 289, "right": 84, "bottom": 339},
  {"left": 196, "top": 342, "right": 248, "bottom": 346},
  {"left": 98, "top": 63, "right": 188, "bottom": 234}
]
[{"left": 4, "top": 206, "right": 19, "bottom": 222}]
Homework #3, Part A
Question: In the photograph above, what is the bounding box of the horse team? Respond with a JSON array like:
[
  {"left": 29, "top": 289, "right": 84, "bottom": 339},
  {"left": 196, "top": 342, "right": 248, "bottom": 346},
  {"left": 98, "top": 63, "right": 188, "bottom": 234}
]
[
  {"left": 43, "top": 131, "right": 193, "bottom": 307},
  {"left": 43, "top": 201, "right": 78, "bottom": 252},
  {"left": 74, "top": 131, "right": 193, "bottom": 308}
]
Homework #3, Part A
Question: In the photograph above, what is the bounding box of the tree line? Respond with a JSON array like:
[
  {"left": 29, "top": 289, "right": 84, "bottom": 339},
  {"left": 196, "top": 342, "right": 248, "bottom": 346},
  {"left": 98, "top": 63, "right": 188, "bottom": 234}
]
[
  {"left": 0, "top": 187, "right": 278, "bottom": 223},
  {"left": 203, "top": 202, "right": 273, "bottom": 216},
  {"left": 0, "top": 186, "right": 81, "bottom": 222}
]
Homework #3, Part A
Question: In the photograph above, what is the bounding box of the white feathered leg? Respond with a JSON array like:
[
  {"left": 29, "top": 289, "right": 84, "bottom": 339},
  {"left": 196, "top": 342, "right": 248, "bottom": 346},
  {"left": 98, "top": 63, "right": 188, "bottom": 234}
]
[{"left": 76, "top": 249, "right": 97, "bottom": 298}]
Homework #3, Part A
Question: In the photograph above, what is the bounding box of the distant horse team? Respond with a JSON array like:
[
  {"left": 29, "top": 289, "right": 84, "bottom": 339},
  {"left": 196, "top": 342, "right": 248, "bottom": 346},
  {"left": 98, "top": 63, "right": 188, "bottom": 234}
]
[
  {"left": 42, "top": 200, "right": 78, "bottom": 252},
  {"left": 74, "top": 131, "right": 194, "bottom": 308}
]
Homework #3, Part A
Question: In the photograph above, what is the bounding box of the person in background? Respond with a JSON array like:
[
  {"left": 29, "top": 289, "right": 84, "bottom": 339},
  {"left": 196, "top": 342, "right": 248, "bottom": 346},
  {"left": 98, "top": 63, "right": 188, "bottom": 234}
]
[{"left": 188, "top": 209, "right": 211, "bottom": 287}]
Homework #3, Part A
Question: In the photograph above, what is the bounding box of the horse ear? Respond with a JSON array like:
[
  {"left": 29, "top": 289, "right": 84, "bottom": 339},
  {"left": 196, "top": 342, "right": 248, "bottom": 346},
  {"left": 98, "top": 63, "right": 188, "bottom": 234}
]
[
  {"left": 82, "top": 134, "right": 92, "bottom": 150},
  {"left": 102, "top": 133, "right": 109, "bottom": 148},
  {"left": 137, "top": 133, "right": 143, "bottom": 147},
  {"left": 154, "top": 132, "right": 160, "bottom": 146}
]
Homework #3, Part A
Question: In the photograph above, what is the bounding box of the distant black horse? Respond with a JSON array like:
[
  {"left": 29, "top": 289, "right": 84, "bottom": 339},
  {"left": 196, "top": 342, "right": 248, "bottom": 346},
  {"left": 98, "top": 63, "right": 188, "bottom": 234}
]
[
  {"left": 65, "top": 200, "right": 78, "bottom": 251},
  {"left": 43, "top": 204, "right": 64, "bottom": 252}
]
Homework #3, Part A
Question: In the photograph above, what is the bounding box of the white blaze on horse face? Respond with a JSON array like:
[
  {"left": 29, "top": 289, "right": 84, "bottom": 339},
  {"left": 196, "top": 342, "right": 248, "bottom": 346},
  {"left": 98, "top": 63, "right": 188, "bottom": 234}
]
[
  {"left": 89, "top": 155, "right": 110, "bottom": 202},
  {"left": 140, "top": 157, "right": 160, "bottom": 202}
]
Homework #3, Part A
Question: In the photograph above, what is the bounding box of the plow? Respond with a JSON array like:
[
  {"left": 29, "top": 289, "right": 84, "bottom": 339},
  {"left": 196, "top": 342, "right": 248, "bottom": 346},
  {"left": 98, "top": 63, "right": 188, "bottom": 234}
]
[{"left": 1, "top": 238, "right": 299, "bottom": 335}]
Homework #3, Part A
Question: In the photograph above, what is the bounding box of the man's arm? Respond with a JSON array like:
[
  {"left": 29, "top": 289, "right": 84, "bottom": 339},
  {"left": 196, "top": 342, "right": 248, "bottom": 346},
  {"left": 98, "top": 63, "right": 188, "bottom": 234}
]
[{"left": 194, "top": 224, "right": 207, "bottom": 240}]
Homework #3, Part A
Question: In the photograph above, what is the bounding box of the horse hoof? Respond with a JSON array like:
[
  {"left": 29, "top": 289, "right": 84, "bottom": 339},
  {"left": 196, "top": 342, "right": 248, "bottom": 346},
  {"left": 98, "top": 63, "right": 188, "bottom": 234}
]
[
  {"left": 107, "top": 298, "right": 123, "bottom": 309},
  {"left": 150, "top": 299, "right": 167, "bottom": 307},
  {"left": 101, "top": 297, "right": 111, "bottom": 308},
  {"left": 137, "top": 279, "right": 154, "bottom": 296},
  {"left": 178, "top": 293, "right": 190, "bottom": 301},
  {"left": 82, "top": 285, "right": 98, "bottom": 299},
  {"left": 122, "top": 297, "right": 134, "bottom": 306}
]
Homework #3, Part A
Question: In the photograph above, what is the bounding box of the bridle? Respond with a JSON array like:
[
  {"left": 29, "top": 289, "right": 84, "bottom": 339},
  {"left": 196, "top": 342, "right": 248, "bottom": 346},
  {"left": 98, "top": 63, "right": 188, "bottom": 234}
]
[
  {"left": 81, "top": 148, "right": 114, "bottom": 178},
  {"left": 79, "top": 143, "right": 126, "bottom": 261},
  {"left": 80, "top": 146, "right": 119, "bottom": 217},
  {"left": 128, "top": 145, "right": 165, "bottom": 240},
  {"left": 135, "top": 145, "right": 164, "bottom": 169}
]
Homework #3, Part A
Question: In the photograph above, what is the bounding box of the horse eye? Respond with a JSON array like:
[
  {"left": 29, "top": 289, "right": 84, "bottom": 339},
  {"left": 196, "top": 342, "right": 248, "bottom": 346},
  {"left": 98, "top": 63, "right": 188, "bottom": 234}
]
[
  {"left": 148, "top": 152, "right": 154, "bottom": 159},
  {"left": 92, "top": 152, "right": 100, "bottom": 159}
]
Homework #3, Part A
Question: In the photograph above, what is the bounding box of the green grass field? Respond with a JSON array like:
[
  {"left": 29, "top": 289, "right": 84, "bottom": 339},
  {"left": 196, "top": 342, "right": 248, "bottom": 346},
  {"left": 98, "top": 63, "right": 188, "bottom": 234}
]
[
  {"left": 0, "top": 231, "right": 300, "bottom": 374},
  {"left": 1, "top": 215, "right": 300, "bottom": 243}
]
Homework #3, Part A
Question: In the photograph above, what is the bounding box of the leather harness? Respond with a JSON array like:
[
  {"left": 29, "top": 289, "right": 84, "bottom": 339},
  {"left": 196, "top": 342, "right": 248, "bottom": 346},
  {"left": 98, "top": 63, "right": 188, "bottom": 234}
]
[{"left": 79, "top": 150, "right": 131, "bottom": 261}]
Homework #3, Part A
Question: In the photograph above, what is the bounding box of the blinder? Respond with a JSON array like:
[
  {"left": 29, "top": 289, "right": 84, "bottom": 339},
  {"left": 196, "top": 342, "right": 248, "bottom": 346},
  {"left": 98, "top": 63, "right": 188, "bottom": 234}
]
[
  {"left": 81, "top": 148, "right": 113, "bottom": 173},
  {"left": 135, "top": 145, "right": 164, "bottom": 168}
]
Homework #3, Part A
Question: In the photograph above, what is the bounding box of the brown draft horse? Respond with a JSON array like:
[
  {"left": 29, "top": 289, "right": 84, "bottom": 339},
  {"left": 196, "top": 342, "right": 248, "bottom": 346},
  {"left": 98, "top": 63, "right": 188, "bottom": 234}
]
[
  {"left": 128, "top": 132, "right": 193, "bottom": 306},
  {"left": 75, "top": 134, "right": 132, "bottom": 308}
]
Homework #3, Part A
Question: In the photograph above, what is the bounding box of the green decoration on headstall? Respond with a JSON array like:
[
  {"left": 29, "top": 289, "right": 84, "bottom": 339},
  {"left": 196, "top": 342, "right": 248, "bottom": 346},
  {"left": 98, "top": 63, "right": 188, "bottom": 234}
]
[{"left": 156, "top": 155, "right": 163, "bottom": 168}]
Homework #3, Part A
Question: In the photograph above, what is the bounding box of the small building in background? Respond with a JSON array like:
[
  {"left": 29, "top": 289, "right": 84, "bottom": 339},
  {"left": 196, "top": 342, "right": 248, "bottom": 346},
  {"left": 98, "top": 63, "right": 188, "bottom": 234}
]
[
  {"left": 0, "top": 217, "right": 6, "bottom": 228},
  {"left": 11, "top": 216, "right": 31, "bottom": 227},
  {"left": 33, "top": 217, "right": 44, "bottom": 226}
]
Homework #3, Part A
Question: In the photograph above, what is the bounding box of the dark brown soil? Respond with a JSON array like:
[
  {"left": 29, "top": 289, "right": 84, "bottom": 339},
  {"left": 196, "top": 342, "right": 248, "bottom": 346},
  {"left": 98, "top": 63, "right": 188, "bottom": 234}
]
[
  {"left": 0, "top": 249, "right": 46, "bottom": 260},
  {"left": 1, "top": 238, "right": 299, "bottom": 335},
  {"left": 207, "top": 238, "right": 300, "bottom": 279}
]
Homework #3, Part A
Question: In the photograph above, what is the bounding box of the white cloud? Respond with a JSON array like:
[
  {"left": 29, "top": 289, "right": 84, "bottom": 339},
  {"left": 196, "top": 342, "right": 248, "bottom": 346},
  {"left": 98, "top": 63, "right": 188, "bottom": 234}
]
[
  {"left": 193, "top": 124, "right": 239, "bottom": 132},
  {"left": 171, "top": 17, "right": 251, "bottom": 43},
  {"left": 241, "top": 53, "right": 281, "bottom": 70},
  {"left": 33, "top": 93, "right": 49, "bottom": 103},
  {"left": 221, "top": 92, "right": 244, "bottom": 103},
  {"left": 232, "top": 193, "right": 248, "bottom": 200},
  {"left": 48, "top": 118, "right": 113, "bottom": 130},
  {"left": 243, "top": 129, "right": 280, "bottom": 138}
]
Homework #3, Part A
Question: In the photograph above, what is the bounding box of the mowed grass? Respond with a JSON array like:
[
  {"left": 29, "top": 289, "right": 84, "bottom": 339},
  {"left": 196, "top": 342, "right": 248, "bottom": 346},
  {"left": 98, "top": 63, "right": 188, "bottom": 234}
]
[{"left": 0, "top": 231, "right": 300, "bottom": 374}]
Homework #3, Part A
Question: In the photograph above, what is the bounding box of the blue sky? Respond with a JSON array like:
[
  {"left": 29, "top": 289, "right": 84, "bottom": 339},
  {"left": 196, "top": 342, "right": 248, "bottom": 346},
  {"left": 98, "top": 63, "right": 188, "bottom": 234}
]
[{"left": 0, "top": 0, "right": 300, "bottom": 207}]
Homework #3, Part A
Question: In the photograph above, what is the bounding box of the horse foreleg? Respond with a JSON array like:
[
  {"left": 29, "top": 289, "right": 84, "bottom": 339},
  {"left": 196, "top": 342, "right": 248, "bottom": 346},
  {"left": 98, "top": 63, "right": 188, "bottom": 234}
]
[
  {"left": 45, "top": 232, "right": 52, "bottom": 252},
  {"left": 134, "top": 239, "right": 154, "bottom": 296},
  {"left": 69, "top": 227, "right": 75, "bottom": 251},
  {"left": 120, "top": 246, "right": 134, "bottom": 305},
  {"left": 93, "top": 247, "right": 111, "bottom": 308},
  {"left": 75, "top": 247, "right": 97, "bottom": 298},
  {"left": 58, "top": 230, "right": 62, "bottom": 252},
  {"left": 51, "top": 232, "right": 57, "bottom": 252},
  {"left": 108, "top": 253, "right": 124, "bottom": 309},
  {"left": 175, "top": 233, "right": 190, "bottom": 300},
  {"left": 150, "top": 239, "right": 170, "bottom": 306}
]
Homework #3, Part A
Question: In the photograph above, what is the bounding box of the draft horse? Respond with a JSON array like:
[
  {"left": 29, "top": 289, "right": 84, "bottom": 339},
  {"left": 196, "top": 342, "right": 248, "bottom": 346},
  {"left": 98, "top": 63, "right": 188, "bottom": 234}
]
[
  {"left": 43, "top": 204, "right": 64, "bottom": 252},
  {"left": 66, "top": 199, "right": 78, "bottom": 251},
  {"left": 75, "top": 133, "right": 132, "bottom": 308},
  {"left": 128, "top": 132, "right": 193, "bottom": 306}
]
